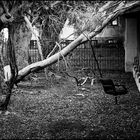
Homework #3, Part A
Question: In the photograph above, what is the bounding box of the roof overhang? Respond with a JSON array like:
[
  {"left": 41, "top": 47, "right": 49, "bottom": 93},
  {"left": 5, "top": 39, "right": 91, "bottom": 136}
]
[{"left": 121, "top": 2, "right": 140, "bottom": 16}]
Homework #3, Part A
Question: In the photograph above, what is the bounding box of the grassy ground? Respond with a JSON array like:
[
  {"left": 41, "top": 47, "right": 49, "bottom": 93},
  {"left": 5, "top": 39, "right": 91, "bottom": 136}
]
[{"left": 0, "top": 71, "right": 140, "bottom": 139}]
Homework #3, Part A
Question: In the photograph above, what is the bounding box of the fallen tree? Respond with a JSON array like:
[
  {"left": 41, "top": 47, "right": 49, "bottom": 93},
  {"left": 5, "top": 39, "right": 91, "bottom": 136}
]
[
  {"left": 1, "top": 1, "right": 140, "bottom": 111},
  {"left": 16, "top": 1, "right": 140, "bottom": 83}
]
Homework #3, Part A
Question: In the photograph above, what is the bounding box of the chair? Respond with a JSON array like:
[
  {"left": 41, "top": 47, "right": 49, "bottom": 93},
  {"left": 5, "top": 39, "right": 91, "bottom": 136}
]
[{"left": 100, "top": 79, "right": 128, "bottom": 104}]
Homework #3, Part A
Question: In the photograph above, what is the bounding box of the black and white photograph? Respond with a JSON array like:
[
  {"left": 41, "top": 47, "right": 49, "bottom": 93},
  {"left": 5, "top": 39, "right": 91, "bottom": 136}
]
[{"left": 0, "top": 0, "right": 140, "bottom": 139}]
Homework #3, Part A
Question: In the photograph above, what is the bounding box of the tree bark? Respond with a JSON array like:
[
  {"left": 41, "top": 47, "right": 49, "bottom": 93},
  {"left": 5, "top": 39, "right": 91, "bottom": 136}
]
[
  {"left": 0, "top": 24, "right": 18, "bottom": 111},
  {"left": 0, "top": 53, "right": 12, "bottom": 111},
  {"left": 24, "top": 16, "right": 48, "bottom": 77}
]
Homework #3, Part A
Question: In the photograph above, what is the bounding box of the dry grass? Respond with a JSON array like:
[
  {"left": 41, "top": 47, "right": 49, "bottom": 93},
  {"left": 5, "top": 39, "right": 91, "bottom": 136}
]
[{"left": 0, "top": 72, "right": 140, "bottom": 139}]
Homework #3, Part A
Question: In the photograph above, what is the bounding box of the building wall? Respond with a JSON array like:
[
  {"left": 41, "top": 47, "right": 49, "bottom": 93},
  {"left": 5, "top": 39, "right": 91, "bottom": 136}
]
[
  {"left": 137, "top": 15, "right": 140, "bottom": 61},
  {"left": 123, "top": 10, "right": 140, "bottom": 91},
  {"left": 123, "top": 11, "right": 140, "bottom": 72},
  {"left": 96, "top": 16, "right": 125, "bottom": 38},
  {"left": 124, "top": 17, "right": 137, "bottom": 72}
]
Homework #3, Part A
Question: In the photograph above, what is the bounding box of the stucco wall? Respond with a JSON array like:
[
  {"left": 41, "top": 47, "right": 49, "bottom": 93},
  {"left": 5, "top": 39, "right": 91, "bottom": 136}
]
[
  {"left": 124, "top": 18, "right": 137, "bottom": 72},
  {"left": 96, "top": 16, "right": 125, "bottom": 38},
  {"left": 137, "top": 16, "right": 140, "bottom": 61}
]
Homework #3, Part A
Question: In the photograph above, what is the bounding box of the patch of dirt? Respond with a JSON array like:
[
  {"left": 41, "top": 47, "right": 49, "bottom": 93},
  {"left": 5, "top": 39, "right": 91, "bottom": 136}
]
[{"left": 0, "top": 72, "right": 140, "bottom": 139}]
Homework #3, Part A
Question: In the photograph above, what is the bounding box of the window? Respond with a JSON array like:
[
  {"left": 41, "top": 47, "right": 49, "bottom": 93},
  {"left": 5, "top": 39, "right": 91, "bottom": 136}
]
[
  {"left": 109, "top": 18, "right": 118, "bottom": 26},
  {"left": 112, "top": 19, "right": 118, "bottom": 25}
]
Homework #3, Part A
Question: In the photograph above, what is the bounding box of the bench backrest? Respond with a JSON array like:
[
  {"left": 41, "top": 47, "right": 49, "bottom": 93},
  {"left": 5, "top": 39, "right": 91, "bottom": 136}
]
[{"left": 100, "top": 79, "right": 116, "bottom": 94}]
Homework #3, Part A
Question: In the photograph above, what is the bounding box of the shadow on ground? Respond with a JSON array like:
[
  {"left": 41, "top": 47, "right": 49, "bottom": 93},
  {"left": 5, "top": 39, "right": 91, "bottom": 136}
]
[{"left": 0, "top": 72, "right": 140, "bottom": 139}]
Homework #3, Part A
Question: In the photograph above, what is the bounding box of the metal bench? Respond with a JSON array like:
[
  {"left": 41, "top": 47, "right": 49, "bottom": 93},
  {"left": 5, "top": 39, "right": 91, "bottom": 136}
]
[{"left": 100, "top": 79, "right": 128, "bottom": 104}]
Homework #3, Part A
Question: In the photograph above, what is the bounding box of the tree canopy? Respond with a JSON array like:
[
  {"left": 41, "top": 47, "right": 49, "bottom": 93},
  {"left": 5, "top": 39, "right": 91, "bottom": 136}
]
[{"left": 0, "top": 1, "right": 107, "bottom": 39}]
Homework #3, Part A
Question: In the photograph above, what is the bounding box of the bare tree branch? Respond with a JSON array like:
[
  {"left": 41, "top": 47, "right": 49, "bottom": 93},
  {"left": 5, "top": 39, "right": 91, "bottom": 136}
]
[
  {"left": 1, "top": 1, "right": 11, "bottom": 16},
  {"left": 50, "top": 1, "right": 62, "bottom": 9}
]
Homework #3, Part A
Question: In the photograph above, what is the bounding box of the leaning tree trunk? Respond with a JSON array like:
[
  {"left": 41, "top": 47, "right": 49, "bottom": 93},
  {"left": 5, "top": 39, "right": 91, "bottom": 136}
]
[
  {"left": 1, "top": 0, "right": 140, "bottom": 111},
  {"left": 0, "top": 23, "right": 18, "bottom": 111},
  {"left": 0, "top": 49, "right": 9, "bottom": 108},
  {"left": 15, "top": 1, "right": 140, "bottom": 83}
]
